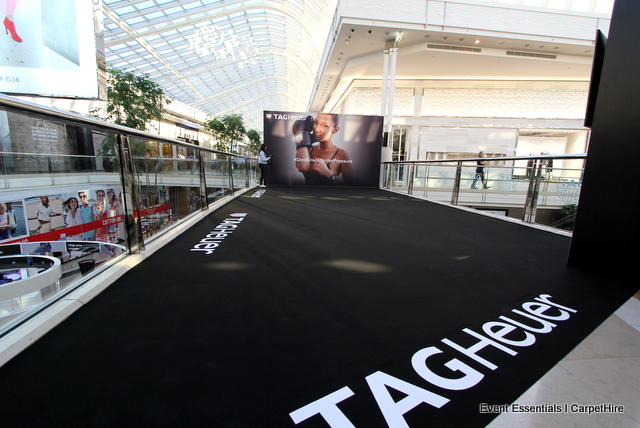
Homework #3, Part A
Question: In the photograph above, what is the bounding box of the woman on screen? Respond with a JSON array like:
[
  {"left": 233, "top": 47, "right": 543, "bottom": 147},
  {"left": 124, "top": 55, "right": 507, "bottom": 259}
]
[
  {"left": 63, "top": 197, "right": 85, "bottom": 241},
  {"left": 294, "top": 113, "right": 354, "bottom": 185},
  {"left": 92, "top": 189, "right": 109, "bottom": 242},
  {"left": 107, "top": 189, "right": 122, "bottom": 243},
  {"left": 36, "top": 195, "right": 60, "bottom": 233}
]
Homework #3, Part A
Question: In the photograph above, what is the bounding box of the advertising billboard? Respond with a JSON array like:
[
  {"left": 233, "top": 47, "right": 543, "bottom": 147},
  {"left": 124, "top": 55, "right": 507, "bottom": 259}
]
[
  {"left": 1, "top": 187, "right": 125, "bottom": 246},
  {"left": 263, "top": 111, "right": 383, "bottom": 187},
  {"left": 0, "top": 0, "right": 98, "bottom": 98}
]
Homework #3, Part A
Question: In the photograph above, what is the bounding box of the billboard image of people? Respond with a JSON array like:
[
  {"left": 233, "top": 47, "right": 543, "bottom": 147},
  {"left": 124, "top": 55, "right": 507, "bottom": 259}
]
[
  {"left": 263, "top": 111, "right": 383, "bottom": 187},
  {"left": 1, "top": 187, "right": 125, "bottom": 245}
]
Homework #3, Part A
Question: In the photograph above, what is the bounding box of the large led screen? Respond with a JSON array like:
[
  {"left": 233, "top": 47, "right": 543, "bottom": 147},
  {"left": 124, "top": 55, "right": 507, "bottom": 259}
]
[
  {"left": 0, "top": 0, "right": 98, "bottom": 98},
  {"left": 263, "top": 111, "right": 383, "bottom": 187}
]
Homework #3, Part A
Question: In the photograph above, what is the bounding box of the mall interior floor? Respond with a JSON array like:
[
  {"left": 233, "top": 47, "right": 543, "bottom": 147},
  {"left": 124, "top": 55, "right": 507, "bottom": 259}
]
[
  {"left": 488, "top": 290, "right": 640, "bottom": 428},
  {"left": 0, "top": 187, "right": 638, "bottom": 427}
]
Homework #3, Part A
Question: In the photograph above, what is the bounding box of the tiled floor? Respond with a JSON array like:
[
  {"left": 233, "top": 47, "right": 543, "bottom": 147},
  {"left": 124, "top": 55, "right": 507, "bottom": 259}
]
[{"left": 487, "top": 291, "right": 640, "bottom": 428}]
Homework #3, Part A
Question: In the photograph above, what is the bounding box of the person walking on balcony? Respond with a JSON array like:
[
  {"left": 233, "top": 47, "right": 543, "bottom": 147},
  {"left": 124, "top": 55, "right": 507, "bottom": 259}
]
[
  {"left": 471, "top": 151, "right": 490, "bottom": 189},
  {"left": 258, "top": 144, "right": 271, "bottom": 187}
]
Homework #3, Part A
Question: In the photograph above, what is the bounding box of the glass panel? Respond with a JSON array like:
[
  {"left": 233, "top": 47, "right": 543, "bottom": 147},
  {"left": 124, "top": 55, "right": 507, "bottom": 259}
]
[
  {"left": 385, "top": 155, "right": 585, "bottom": 231},
  {"left": 1, "top": 99, "right": 255, "bottom": 336},
  {"left": 128, "top": 137, "right": 203, "bottom": 241},
  {"left": 413, "top": 164, "right": 458, "bottom": 196},
  {"left": 247, "top": 158, "right": 259, "bottom": 187},
  {"left": 392, "top": 127, "right": 409, "bottom": 161},
  {"left": 231, "top": 158, "right": 248, "bottom": 192},
  {"left": 202, "top": 152, "right": 232, "bottom": 204},
  {"left": 0, "top": 109, "right": 127, "bottom": 333}
]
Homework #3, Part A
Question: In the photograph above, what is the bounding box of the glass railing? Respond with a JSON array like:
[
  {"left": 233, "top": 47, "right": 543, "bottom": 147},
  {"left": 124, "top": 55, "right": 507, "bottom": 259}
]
[
  {"left": 0, "top": 94, "right": 258, "bottom": 335},
  {"left": 382, "top": 154, "right": 585, "bottom": 229}
]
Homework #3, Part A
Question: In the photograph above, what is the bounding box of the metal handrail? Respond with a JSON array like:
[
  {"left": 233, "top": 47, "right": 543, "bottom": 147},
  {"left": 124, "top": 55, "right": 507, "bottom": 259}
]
[
  {"left": 382, "top": 153, "right": 587, "bottom": 165},
  {"left": 0, "top": 94, "right": 263, "bottom": 338},
  {"left": 0, "top": 93, "right": 249, "bottom": 160},
  {"left": 382, "top": 153, "right": 587, "bottom": 227}
]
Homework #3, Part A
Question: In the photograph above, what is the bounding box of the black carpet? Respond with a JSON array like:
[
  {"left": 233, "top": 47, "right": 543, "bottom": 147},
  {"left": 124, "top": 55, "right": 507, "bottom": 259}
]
[{"left": 0, "top": 187, "right": 636, "bottom": 428}]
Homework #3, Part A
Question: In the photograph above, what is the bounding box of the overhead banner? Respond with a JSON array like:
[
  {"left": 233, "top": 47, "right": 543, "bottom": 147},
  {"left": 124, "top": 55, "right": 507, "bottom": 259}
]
[
  {"left": 0, "top": 0, "right": 98, "bottom": 98},
  {"left": 263, "top": 111, "right": 383, "bottom": 187}
]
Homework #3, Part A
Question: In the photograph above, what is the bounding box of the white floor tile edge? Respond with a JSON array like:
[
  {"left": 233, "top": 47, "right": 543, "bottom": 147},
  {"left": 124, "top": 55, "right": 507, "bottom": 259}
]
[{"left": 488, "top": 295, "right": 640, "bottom": 428}]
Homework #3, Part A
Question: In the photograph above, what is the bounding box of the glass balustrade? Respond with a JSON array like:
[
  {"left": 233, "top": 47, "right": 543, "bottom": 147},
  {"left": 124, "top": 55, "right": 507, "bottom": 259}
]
[
  {"left": 0, "top": 94, "right": 584, "bottom": 336},
  {"left": 0, "top": 96, "right": 257, "bottom": 335},
  {"left": 382, "top": 154, "right": 585, "bottom": 230}
]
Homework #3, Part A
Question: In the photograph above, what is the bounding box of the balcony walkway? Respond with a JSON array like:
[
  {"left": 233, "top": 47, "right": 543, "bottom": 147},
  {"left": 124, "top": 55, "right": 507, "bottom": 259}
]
[{"left": 0, "top": 186, "right": 637, "bottom": 427}]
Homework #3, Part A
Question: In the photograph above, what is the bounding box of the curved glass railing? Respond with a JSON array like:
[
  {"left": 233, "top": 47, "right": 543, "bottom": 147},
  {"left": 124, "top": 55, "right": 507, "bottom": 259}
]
[{"left": 0, "top": 94, "right": 257, "bottom": 335}]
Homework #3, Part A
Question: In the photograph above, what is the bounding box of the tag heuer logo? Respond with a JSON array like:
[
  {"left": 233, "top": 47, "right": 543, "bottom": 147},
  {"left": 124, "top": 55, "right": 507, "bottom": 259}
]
[
  {"left": 498, "top": 174, "right": 517, "bottom": 196},
  {"left": 557, "top": 179, "right": 581, "bottom": 204},
  {"left": 265, "top": 114, "right": 272, "bottom": 119}
]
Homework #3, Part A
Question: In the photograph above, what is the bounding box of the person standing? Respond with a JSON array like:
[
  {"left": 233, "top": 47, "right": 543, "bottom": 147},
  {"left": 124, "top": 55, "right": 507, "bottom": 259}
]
[
  {"left": 106, "top": 189, "right": 122, "bottom": 243},
  {"left": 5, "top": 202, "right": 18, "bottom": 236},
  {"left": 258, "top": 144, "right": 271, "bottom": 187},
  {"left": 92, "top": 190, "right": 109, "bottom": 242},
  {"left": 471, "top": 151, "right": 490, "bottom": 189},
  {"left": 63, "top": 197, "right": 85, "bottom": 241},
  {"left": 78, "top": 191, "right": 95, "bottom": 241},
  {"left": 36, "top": 195, "right": 59, "bottom": 233},
  {"left": 0, "top": 203, "right": 11, "bottom": 240}
]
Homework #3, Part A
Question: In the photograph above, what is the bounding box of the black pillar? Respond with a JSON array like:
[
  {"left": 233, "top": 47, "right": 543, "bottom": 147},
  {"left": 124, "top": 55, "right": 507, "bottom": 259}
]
[{"left": 567, "top": 0, "right": 640, "bottom": 279}]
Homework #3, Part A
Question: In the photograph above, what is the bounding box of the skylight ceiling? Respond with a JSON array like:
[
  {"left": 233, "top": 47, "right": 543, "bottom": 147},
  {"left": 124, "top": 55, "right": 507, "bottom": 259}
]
[{"left": 101, "top": 0, "right": 338, "bottom": 131}]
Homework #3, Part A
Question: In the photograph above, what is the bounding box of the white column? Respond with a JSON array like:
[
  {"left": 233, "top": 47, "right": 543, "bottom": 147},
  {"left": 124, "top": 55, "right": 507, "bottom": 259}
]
[
  {"left": 386, "top": 47, "right": 398, "bottom": 134},
  {"left": 381, "top": 49, "right": 390, "bottom": 117}
]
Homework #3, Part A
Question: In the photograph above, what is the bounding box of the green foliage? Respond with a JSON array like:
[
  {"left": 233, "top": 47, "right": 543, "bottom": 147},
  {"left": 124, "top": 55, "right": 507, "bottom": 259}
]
[
  {"left": 103, "top": 67, "right": 171, "bottom": 132},
  {"left": 204, "top": 113, "right": 247, "bottom": 154},
  {"left": 557, "top": 203, "right": 578, "bottom": 230},
  {"left": 558, "top": 203, "right": 577, "bottom": 218},
  {"left": 92, "top": 67, "right": 170, "bottom": 173},
  {"left": 246, "top": 129, "right": 262, "bottom": 155}
]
